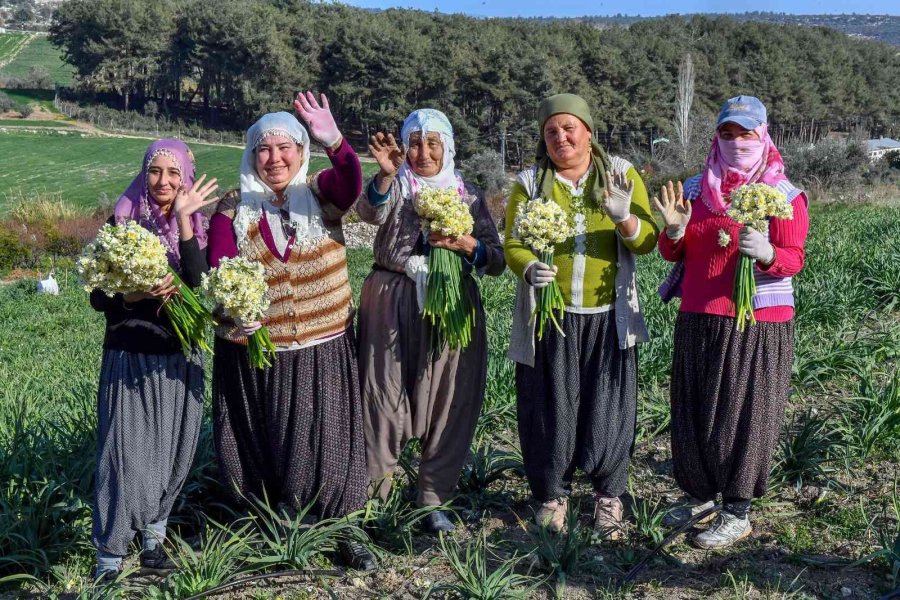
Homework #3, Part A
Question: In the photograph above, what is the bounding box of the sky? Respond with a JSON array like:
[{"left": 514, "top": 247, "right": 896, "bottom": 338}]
[{"left": 339, "top": 0, "right": 900, "bottom": 18}]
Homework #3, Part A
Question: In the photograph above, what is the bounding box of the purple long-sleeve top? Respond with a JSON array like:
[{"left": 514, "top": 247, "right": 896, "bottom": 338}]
[{"left": 207, "top": 139, "right": 362, "bottom": 267}]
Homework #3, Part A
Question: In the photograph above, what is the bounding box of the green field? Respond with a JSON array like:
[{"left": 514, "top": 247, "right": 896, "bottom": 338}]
[
  {"left": 0, "top": 131, "right": 378, "bottom": 214},
  {"left": 0, "top": 32, "right": 30, "bottom": 64},
  {"left": 0, "top": 119, "right": 72, "bottom": 127},
  {"left": 0, "top": 199, "right": 899, "bottom": 598},
  {"left": 0, "top": 34, "right": 74, "bottom": 87}
]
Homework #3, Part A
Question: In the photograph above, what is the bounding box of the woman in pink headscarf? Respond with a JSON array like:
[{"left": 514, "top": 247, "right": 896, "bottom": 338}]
[
  {"left": 654, "top": 96, "right": 809, "bottom": 549},
  {"left": 89, "top": 139, "right": 219, "bottom": 580}
]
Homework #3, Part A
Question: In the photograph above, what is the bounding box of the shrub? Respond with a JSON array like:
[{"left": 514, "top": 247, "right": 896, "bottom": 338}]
[
  {"left": 0, "top": 92, "right": 13, "bottom": 113},
  {"left": 0, "top": 227, "right": 30, "bottom": 271},
  {"left": 461, "top": 150, "right": 508, "bottom": 195},
  {"left": 780, "top": 138, "right": 869, "bottom": 192}
]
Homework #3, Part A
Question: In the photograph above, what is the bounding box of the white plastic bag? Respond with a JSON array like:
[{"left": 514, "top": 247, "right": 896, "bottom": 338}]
[{"left": 37, "top": 271, "right": 60, "bottom": 295}]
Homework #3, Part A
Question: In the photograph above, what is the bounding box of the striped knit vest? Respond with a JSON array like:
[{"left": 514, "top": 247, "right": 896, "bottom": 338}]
[{"left": 218, "top": 220, "right": 353, "bottom": 347}]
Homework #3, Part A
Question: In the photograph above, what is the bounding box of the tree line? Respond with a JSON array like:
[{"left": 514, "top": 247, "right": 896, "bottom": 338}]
[{"left": 49, "top": 0, "right": 900, "bottom": 162}]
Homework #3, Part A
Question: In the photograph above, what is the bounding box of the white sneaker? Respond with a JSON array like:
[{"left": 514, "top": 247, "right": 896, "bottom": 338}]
[
  {"left": 692, "top": 512, "right": 752, "bottom": 549},
  {"left": 662, "top": 499, "right": 717, "bottom": 528}
]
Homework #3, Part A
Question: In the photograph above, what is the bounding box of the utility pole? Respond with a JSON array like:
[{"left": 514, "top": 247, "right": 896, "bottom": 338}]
[{"left": 499, "top": 124, "right": 507, "bottom": 168}]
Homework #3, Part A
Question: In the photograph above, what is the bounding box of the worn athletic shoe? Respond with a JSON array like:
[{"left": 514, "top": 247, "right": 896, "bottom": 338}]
[
  {"left": 535, "top": 497, "right": 568, "bottom": 533},
  {"left": 662, "top": 499, "right": 717, "bottom": 528},
  {"left": 692, "top": 511, "right": 752, "bottom": 549},
  {"left": 338, "top": 539, "right": 378, "bottom": 572},
  {"left": 139, "top": 546, "right": 177, "bottom": 573},
  {"left": 593, "top": 496, "right": 625, "bottom": 540},
  {"left": 423, "top": 510, "right": 456, "bottom": 533},
  {"left": 93, "top": 566, "right": 122, "bottom": 585}
]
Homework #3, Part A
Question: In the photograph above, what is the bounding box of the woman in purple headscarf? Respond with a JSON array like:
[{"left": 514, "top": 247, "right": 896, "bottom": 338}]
[{"left": 88, "top": 139, "right": 219, "bottom": 580}]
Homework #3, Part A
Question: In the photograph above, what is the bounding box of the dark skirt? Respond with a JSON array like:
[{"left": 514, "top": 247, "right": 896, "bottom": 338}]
[
  {"left": 516, "top": 311, "right": 638, "bottom": 501},
  {"left": 670, "top": 312, "right": 794, "bottom": 501},
  {"left": 212, "top": 331, "right": 367, "bottom": 519},
  {"left": 93, "top": 349, "right": 204, "bottom": 556}
]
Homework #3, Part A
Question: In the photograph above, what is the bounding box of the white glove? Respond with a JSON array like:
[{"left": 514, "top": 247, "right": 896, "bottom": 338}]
[
  {"left": 405, "top": 255, "right": 428, "bottom": 312},
  {"left": 738, "top": 226, "right": 775, "bottom": 263},
  {"left": 525, "top": 262, "right": 558, "bottom": 289},
  {"left": 603, "top": 170, "right": 634, "bottom": 224},
  {"left": 235, "top": 317, "right": 262, "bottom": 336}
]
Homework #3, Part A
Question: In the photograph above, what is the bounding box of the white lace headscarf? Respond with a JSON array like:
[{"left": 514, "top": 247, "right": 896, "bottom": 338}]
[
  {"left": 397, "top": 108, "right": 463, "bottom": 198},
  {"left": 235, "top": 111, "right": 325, "bottom": 247}
]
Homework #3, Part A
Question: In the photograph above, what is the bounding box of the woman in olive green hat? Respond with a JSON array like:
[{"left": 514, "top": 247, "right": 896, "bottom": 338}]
[{"left": 504, "top": 93, "right": 658, "bottom": 537}]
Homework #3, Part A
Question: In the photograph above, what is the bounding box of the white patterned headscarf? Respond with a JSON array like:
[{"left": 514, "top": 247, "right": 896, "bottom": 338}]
[
  {"left": 397, "top": 108, "right": 463, "bottom": 197},
  {"left": 236, "top": 111, "right": 325, "bottom": 245}
]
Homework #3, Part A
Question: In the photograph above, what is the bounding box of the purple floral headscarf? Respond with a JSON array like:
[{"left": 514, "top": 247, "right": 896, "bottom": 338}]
[{"left": 114, "top": 139, "right": 208, "bottom": 268}]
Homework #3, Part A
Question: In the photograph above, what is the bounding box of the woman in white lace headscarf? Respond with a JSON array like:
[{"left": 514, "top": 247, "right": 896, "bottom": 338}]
[
  {"left": 356, "top": 109, "right": 505, "bottom": 532},
  {"left": 207, "top": 93, "right": 375, "bottom": 571}
]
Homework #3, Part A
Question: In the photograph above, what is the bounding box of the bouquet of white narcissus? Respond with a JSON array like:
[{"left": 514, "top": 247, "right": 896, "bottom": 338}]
[
  {"left": 414, "top": 187, "right": 476, "bottom": 349},
  {"left": 77, "top": 221, "right": 215, "bottom": 355},
  {"left": 513, "top": 198, "right": 574, "bottom": 339},
  {"left": 201, "top": 256, "right": 276, "bottom": 368},
  {"left": 726, "top": 183, "right": 793, "bottom": 331}
]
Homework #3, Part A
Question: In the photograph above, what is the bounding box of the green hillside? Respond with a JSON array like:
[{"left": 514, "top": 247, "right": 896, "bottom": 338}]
[{"left": 0, "top": 34, "right": 74, "bottom": 87}]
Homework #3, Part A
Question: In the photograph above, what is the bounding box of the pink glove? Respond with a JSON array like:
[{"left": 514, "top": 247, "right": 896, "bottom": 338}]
[
  {"left": 293, "top": 91, "right": 342, "bottom": 148},
  {"left": 235, "top": 317, "right": 262, "bottom": 337}
]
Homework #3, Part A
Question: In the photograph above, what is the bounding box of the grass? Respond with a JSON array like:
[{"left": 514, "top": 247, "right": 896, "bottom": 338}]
[
  {"left": 0, "top": 119, "right": 72, "bottom": 127},
  {"left": 0, "top": 33, "right": 30, "bottom": 66},
  {"left": 0, "top": 34, "right": 75, "bottom": 87},
  {"left": 0, "top": 88, "right": 60, "bottom": 114},
  {"left": 0, "top": 199, "right": 899, "bottom": 597},
  {"left": 0, "top": 131, "right": 378, "bottom": 215}
]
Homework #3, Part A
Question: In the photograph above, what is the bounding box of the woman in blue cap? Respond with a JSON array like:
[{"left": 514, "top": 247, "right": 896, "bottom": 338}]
[
  {"left": 655, "top": 95, "right": 809, "bottom": 548},
  {"left": 357, "top": 109, "right": 505, "bottom": 532}
]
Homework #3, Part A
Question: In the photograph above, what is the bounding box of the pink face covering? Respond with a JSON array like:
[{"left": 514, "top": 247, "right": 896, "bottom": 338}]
[
  {"left": 701, "top": 124, "right": 787, "bottom": 213},
  {"left": 718, "top": 137, "right": 766, "bottom": 172}
]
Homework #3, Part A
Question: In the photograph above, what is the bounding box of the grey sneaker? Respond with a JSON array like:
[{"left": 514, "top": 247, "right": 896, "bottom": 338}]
[
  {"left": 692, "top": 511, "right": 752, "bottom": 549},
  {"left": 535, "top": 497, "right": 568, "bottom": 533},
  {"left": 662, "top": 499, "right": 717, "bottom": 528},
  {"left": 423, "top": 510, "right": 456, "bottom": 533}
]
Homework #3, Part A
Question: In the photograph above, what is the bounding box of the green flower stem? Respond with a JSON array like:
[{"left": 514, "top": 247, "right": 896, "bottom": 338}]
[
  {"left": 163, "top": 267, "right": 216, "bottom": 356},
  {"left": 536, "top": 250, "right": 566, "bottom": 341},
  {"left": 248, "top": 326, "right": 277, "bottom": 369},
  {"left": 733, "top": 255, "right": 758, "bottom": 332},
  {"left": 423, "top": 247, "right": 474, "bottom": 349}
]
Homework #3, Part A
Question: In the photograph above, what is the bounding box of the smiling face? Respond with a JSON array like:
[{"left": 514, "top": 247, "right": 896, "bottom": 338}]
[
  {"left": 146, "top": 154, "right": 182, "bottom": 208},
  {"left": 406, "top": 131, "right": 444, "bottom": 177},
  {"left": 542, "top": 113, "right": 592, "bottom": 171},
  {"left": 255, "top": 135, "right": 304, "bottom": 194}
]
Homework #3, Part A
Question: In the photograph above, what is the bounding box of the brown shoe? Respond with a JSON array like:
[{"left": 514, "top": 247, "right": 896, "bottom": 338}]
[
  {"left": 535, "top": 497, "right": 568, "bottom": 533},
  {"left": 593, "top": 496, "right": 625, "bottom": 540}
]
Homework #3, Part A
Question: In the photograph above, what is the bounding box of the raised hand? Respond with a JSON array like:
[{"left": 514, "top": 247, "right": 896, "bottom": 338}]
[
  {"left": 368, "top": 132, "right": 405, "bottom": 178},
  {"left": 652, "top": 180, "right": 691, "bottom": 239},
  {"left": 293, "top": 91, "right": 342, "bottom": 148},
  {"left": 603, "top": 170, "right": 634, "bottom": 224},
  {"left": 174, "top": 174, "right": 219, "bottom": 219}
]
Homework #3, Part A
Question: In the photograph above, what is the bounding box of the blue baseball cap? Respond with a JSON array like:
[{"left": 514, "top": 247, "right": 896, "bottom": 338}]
[{"left": 717, "top": 96, "right": 767, "bottom": 130}]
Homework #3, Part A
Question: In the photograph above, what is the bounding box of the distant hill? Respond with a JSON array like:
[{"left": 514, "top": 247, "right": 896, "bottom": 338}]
[{"left": 535, "top": 13, "right": 900, "bottom": 47}]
